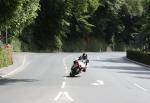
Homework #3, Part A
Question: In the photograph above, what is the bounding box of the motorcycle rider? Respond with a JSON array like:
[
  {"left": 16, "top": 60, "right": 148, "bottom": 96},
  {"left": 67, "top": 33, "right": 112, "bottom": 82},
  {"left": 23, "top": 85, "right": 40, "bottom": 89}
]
[
  {"left": 81, "top": 53, "right": 89, "bottom": 66},
  {"left": 77, "top": 56, "right": 87, "bottom": 72},
  {"left": 78, "top": 54, "right": 89, "bottom": 72},
  {"left": 82, "top": 53, "right": 87, "bottom": 60},
  {"left": 70, "top": 54, "right": 89, "bottom": 77}
]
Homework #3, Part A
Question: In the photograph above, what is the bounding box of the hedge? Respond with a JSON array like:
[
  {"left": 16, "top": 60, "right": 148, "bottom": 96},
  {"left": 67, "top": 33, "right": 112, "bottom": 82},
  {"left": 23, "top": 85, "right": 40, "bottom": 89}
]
[
  {"left": 127, "top": 50, "right": 150, "bottom": 65},
  {"left": 0, "top": 46, "right": 13, "bottom": 68}
]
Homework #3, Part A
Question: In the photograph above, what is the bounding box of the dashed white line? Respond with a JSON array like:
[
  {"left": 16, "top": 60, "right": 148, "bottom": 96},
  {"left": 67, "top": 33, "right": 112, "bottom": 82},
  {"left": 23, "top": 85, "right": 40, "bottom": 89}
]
[
  {"left": 91, "top": 83, "right": 99, "bottom": 86},
  {"left": 64, "top": 77, "right": 67, "bottom": 80},
  {"left": 54, "top": 55, "right": 74, "bottom": 102},
  {"left": 134, "top": 83, "right": 148, "bottom": 91},
  {"left": 63, "top": 55, "right": 70, "bottom": 75},
  {"left": 64, "top": 92, "right": 74, "bottom": 102},
  {"left": 65, "top": 70, "right": 69, "bottom": 74},
  {"left": 54, "top": 92, "right": 63, "bottom": 101},
  {"left": 97, "top": 80, "right": 104, "bottom": 85},
  {"left": 61, "top": 81, "right": 66, "bottom": 89},
  {"left": 91, "top": 80, "right": 104, "bottom": 86}
]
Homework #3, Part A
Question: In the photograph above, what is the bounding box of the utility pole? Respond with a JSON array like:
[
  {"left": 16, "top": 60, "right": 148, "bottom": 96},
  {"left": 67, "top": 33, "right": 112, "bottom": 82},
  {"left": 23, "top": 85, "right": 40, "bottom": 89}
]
[{"left": 6, "top": 25, "right": 8, "bottom": 44}]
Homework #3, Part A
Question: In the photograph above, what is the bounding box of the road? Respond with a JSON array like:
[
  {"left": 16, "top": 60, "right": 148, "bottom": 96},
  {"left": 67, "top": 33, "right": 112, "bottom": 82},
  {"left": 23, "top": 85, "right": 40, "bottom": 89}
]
[{"left": 0, "top": 52, "right": 150, "bottom": 103}]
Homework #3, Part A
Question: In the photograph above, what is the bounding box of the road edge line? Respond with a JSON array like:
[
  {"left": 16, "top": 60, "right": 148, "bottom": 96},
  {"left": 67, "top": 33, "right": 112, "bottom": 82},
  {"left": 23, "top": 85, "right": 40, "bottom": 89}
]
[{"left": 2, "top": 54, "right": 26, "bottom": 78}]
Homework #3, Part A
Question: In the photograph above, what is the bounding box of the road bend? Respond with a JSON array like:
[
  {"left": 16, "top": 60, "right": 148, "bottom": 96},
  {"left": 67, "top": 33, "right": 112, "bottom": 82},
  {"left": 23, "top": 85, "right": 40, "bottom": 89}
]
[{"left": 0, "top": 52, "right": 150, "bottom": 103}]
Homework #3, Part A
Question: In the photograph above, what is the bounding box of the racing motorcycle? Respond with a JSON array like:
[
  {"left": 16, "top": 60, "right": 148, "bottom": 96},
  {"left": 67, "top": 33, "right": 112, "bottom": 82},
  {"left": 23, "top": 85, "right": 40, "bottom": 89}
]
[{"left": 69, "top": 56, "right": 89, "bottom": 77}]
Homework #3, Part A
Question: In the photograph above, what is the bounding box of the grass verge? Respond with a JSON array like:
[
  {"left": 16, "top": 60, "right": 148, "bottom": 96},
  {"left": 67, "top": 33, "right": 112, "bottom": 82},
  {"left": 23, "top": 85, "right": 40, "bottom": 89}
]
[{"left": 0, "top": 47, "right": 13, "bottom": 68}]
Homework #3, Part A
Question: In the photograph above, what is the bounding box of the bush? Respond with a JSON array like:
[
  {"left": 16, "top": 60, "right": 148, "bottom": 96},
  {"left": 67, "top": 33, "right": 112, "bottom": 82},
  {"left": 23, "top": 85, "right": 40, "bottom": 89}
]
[
  {"left": 0, "top": 46, "right": 13, "bottom": 68},
  {"left": 11, "top": 38, "right": 22, "bottom": 52},
  {"left": 127, "top": 50, "right": 150, "bottom": 65},
  {"left": 63, "top": 37, "right": 107, "bottom": 52}
]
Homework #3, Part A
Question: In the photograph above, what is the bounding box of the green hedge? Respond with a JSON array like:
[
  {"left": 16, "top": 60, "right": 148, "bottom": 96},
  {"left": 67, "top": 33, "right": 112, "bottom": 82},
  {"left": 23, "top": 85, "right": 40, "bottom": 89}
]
[
  {"left": 127, "top": 50, "right": 150, "bottom": 65},
  {"left": 0, "top": 48, "right": 13, "bottom": 68}
]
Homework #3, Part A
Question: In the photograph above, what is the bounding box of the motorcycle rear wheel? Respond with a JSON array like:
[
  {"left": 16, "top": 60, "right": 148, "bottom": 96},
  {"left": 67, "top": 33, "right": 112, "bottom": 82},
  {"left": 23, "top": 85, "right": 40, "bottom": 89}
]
[{"left": 70, "top": 72, "right": 75, "bottom": 77}]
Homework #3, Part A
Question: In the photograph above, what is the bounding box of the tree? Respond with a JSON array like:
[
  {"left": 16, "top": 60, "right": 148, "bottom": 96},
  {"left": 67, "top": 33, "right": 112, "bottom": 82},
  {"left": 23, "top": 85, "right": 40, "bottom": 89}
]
[
  {"left": 33, "top": 0, "right": 66, "bottom": 51},
  {"left": 138, "top": 0, "right": 150, "bottom": 51},
  {"left": 0, "top": 0, "right": 40, "bottom": 43},
  {"left": 118, "top": 0, "right": 143, "bottom": 44},
  {"left": 93, "top": 0, "right": 125, "bottom": 43},
  {"left": 93, "top": 0, "right": 144, "bottom": 50},
  {"left": 0, "top": 0, "right": 21, "bottom": 25},
  {"left": 65, "top": 0, "right": 100, "bottom": 39},
  {"left": 33, "top": 0, "right": 100, "bottom": 51}
]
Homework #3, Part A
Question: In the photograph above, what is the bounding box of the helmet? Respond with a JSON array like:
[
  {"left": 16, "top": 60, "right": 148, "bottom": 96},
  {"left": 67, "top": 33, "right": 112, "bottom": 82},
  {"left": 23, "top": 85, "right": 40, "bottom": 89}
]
[{"left": 82, "top": 53, "right": 86, "bottom": 56}]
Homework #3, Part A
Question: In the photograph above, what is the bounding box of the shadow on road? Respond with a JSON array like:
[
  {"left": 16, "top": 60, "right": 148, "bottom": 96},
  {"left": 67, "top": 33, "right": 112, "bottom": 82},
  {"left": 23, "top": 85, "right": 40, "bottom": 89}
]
[
  {"left": 90, "top": 57, "right": 150, "bottom": 79},
  {"left": 134, "top": 76, "right": 150, "bottom": 79},
  {"left": 94, "top": 65, "right": 150, "bottom": 79},
  {"left": 90, "top": 57, "right": 128, "bottom": 63},
  {"left": 0, "top": 77, "right": 38, "bottom": 85},
  {"left": 64, "top": 75, "right": 81, "bottom": 78}
]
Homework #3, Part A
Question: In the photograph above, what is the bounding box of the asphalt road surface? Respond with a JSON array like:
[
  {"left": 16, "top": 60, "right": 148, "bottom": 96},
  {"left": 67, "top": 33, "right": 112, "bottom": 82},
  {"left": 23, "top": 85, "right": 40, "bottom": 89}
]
[{"left": 0, "top": 52, "right": 150, "bottom": 103}]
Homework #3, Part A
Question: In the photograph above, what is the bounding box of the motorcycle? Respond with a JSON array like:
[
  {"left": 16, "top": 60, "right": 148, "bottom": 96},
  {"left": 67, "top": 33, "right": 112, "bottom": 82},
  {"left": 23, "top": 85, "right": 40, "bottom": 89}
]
[{"left": 69, "top": 56, "right": 89, "bottom": 77}]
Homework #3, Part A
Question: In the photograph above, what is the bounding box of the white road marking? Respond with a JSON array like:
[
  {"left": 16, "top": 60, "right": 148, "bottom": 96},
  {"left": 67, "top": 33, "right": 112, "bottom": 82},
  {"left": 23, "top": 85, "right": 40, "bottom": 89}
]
[
  {"left": 61, "top": 81, "right": 66, "bottom": 89},
  {"left": 54, "top": 92, "right": 74, "bottom": 102},
  {"left": 91, "top": 80, "right": 104, "bottom": 86},
  {"left": 63, "top": 55, "right": 70, "bottom": 75},
  {"left": 54, "top": 92, "right": 63, "bottom": 101},
  {"left": 64, "top": 92, "right": 74, "bottom": 102},
  {"left": 134, "top": 83, "right": 148, "bottom": 91},
  {"left": 97, "top": 80, "right": 104, "bottom": 85},
  {"left": 2, "top": 55, "right": 26, "bottom": 78},
  {"left": 91, "top": 83, "right": 99, "bottom": 86},
  {"left": 64, "top": 77, "right": 67, "bottom": 80},
  {"left": 57, "top": 55, "right": 74, "bottom": 102},
  {"left": 65, "top": 70, "right": 69, "bottom": 74}
]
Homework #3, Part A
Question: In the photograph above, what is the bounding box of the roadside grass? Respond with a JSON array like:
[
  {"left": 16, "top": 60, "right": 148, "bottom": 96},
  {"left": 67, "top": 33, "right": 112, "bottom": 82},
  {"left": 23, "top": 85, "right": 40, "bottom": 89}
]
[{"left": 0, "top": 48, "right": 13, "bottom": 68}]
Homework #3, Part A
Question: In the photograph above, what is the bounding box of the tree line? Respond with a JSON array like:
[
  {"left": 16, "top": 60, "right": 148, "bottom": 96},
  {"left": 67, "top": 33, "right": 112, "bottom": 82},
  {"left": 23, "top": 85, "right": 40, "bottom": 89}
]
[{"left": 0, "top": 0, "right": 149, "bottom": 52}]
